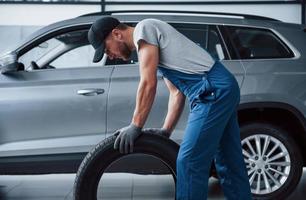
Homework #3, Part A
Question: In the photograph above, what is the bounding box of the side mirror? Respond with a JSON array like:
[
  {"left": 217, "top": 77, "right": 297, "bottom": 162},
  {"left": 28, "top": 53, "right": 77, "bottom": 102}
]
[
  {"left": 0, "top": 52, "right": 18, "bottom": 74},
  {"left": 38, "top": 42, "right": 49, "bottom": 49}
]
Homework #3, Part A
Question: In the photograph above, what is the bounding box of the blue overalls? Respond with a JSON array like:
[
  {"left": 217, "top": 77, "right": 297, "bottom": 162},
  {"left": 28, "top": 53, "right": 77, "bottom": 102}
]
[{"left": 158, "top": 61, "right": 252, "bottom": 200}]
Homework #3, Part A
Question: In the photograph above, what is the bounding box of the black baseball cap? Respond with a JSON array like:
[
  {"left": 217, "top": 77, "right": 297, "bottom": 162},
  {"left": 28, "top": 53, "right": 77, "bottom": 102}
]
[{"left": 88, "top": 17, "right": 120, "bottom": 63}]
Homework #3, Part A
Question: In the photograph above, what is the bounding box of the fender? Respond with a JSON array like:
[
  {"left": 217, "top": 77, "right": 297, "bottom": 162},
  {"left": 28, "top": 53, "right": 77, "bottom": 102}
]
[{"left": 238, "top": 101, "right": 306, "bottom": 133}]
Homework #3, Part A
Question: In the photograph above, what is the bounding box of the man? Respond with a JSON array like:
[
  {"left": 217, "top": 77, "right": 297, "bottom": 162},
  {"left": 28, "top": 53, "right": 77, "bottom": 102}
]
[{"left": 88, "top": 16, "right": 252, "bottom": 200}]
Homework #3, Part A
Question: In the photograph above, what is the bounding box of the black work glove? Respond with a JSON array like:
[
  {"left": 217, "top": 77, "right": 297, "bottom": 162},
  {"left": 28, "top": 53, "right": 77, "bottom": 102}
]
[
  {"left": 114, "top": 123, "right": 142, "bottom": 154},
  {"left": 142, "top": 128, "right": 171, "bottom": 138}
]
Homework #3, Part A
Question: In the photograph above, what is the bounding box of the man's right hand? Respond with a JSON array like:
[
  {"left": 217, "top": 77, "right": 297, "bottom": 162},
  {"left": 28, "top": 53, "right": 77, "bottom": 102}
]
[{"left": 142, "top": 128, "right": 171, "bottom": 138}]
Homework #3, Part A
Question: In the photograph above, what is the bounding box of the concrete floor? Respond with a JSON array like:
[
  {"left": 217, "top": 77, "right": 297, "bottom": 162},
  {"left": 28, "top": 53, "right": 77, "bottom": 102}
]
[{"left": 0, "top": 168, "right": 305, "bottom": 200}]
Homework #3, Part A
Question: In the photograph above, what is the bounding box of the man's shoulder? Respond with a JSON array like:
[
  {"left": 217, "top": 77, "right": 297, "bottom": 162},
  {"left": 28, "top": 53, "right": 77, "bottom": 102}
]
[
  {"left": 136, "top": 18, "right": 167, "bottom": 28},
  {"left": 139, "top": 18, "right": 163, "bottom": 23}
]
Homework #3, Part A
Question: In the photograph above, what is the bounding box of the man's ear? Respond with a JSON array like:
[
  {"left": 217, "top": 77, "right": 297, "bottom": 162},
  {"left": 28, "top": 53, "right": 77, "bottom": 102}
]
[{"left": 112, "top": 29, "right": 123, "bottom": 40}]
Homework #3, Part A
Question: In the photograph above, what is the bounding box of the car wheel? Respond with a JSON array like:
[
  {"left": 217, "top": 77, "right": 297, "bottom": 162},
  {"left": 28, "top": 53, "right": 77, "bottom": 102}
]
[
  {"left": 240, "top": 122, "right": 303, "bottom": 200},
  {"left": 73, "top": 133, "right": 179, "bottom": 200}
]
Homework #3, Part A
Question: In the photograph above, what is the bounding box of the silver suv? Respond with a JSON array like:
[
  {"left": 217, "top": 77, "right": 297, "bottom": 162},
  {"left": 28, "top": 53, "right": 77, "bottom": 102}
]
[{"left": 0, "top": 11, "right": 305, "bottom": 199}]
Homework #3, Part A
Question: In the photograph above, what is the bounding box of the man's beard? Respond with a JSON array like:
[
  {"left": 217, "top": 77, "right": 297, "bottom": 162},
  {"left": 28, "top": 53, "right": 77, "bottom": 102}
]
[{"left": 118, "top": 41, "right": 132, "bottom": 60}]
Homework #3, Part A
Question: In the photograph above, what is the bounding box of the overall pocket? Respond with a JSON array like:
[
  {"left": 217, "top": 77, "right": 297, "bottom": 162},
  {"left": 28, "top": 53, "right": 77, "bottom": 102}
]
[
  {"left": 198, "top": 79, "right": 216, "bottom": 103},
  {"left": 189, "top": 79, "right": 216, "bottom": 112}
]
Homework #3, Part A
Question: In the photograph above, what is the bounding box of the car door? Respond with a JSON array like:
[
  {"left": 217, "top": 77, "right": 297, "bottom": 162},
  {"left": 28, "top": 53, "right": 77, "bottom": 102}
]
[
  {"left": 106, "top": 61, "right": 170, "bottom": 139},
  {"left": 0, "top": 29, "right": 112, "bottom": 157}
]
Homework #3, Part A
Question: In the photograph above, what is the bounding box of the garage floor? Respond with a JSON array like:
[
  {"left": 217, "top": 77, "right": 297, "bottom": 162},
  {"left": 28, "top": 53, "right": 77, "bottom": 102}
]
[{"left": 0, "top": 168, "right": 305, "bottom": 200}]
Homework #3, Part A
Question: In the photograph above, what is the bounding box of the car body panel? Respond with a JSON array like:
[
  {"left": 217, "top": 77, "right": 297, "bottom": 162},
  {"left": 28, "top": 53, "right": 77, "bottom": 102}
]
[{"left": 0, "top": 66, "right": 113, "bottom": 157}]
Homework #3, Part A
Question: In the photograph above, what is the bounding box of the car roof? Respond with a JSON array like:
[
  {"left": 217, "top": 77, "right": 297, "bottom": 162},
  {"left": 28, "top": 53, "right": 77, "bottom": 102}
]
[{"left": 15, "top": 11, "right": 302, "bottom": 54}]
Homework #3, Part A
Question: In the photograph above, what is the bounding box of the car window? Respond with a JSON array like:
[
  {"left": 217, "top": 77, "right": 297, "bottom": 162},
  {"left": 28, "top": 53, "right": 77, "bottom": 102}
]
[
  {"left": 104, "top": 23, "right": 228, "bottom": 65},
  {"left": 19, "top": 36, "right": 62, "bottom": 70},
  {"left": 173, "top": 24, "right": 228, "bottom": 60},
  {"left": 221, "top": 26, "right": 294, "bottom": 59},
  {"left": 50, "top": 44, "right": 103, "bottom": 69},
  {"left": 176, "top": 25, "right": 208, "bottom": 49},
  {"left": 19, "top": 29, "right": 105, "bottom": 70}
]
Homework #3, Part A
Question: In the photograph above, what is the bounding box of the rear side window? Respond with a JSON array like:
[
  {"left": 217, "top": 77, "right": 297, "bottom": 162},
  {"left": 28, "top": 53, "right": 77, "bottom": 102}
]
[
  {"left": 175, "top": 25, "right": 208, "bottom": 49},
  {"left": 220, "top": 26, "right": 294, "bottom": 59},
  {"left": 173, "top": 24, "right": 228, "bottom": 60}
]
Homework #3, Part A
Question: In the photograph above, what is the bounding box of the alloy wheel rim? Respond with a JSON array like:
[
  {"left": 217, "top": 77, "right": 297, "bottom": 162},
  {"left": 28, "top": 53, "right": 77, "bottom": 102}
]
[{"left": 241, "top": 134, "right": 291, "bottom": 195}]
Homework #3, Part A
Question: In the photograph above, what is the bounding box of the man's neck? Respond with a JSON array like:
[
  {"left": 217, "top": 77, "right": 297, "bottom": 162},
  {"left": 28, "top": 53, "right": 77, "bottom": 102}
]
[{"left": 124, "top": 26, "right": 136, "bottom": 51}]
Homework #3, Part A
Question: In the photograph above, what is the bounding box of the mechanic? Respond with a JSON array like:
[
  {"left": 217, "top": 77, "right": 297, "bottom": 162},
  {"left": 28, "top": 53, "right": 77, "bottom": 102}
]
[{"left": 88, "top": 16, "right": 252, "bottom": 200}]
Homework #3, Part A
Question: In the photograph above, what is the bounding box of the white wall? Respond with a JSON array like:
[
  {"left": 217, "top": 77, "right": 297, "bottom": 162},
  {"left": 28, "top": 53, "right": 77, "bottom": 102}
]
[
  {"left": 0, "top": 4, "right": 101, "bottom": 26},
  {"left": 0, "top": 4, "right": 100, "bottom": 54},
  {"left": 106, "top": 4, "right": 301, "bottom": 24},
  {"left": 0, "top": 3, "right": 302, "bottom": 26},
  {"left": 0, "top": 2, "right": 302, "bottom": 54}
]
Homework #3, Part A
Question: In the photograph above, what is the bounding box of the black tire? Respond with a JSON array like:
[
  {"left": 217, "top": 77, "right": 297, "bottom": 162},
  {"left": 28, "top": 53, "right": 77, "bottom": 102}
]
[
  {"left": 73, "top": 133, "right": 179, "bottom": 200},
  {"left": 240, "top": 122, "right": 303, "bottom": 200}
]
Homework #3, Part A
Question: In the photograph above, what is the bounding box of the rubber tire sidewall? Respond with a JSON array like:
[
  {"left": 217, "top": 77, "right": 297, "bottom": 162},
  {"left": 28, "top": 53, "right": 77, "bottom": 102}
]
[
  {"left": 240, "top": 122, "right": 303, "bottom": 200},
  {"left": 73, "top": 133, "right": 179, "bottom": 200}
]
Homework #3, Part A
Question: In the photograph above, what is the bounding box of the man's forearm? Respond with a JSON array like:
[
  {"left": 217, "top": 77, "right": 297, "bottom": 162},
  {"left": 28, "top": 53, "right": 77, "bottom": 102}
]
[
  {"left": 162, "top": 91, "right": 185, "bottom": 134},
  {"left": 132, "top": 79, "right": 157, "bottom": 128}
]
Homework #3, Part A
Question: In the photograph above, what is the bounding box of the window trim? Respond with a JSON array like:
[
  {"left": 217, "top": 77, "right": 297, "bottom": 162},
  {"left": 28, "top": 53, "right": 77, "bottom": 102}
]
[
  {"left": 208, "top": 24, "right": 230, "bottom": 60},
  {"left": 216, "top": 25, "right": 231, "bottom": 60}
]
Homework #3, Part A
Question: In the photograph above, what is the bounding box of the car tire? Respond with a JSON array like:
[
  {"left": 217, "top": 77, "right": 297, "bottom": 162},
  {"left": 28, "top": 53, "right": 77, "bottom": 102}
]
[
  {"left": 240, "top": 122, "right": 303, "bottom": 200},
  {"left": 73, "top": 133, "right": 179, "bottom": 200}
]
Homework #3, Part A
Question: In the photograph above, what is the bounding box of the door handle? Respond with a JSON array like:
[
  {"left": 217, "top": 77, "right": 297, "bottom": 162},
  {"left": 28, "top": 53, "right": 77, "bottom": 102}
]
[{"left": 77, "top": 88, "right": 105, "bottom": 96}]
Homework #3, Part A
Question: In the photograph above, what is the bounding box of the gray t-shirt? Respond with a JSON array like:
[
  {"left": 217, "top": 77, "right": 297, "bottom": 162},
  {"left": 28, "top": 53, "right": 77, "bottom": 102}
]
[{"left": 133, "top": 18, "right": 215, "bottom": 74}]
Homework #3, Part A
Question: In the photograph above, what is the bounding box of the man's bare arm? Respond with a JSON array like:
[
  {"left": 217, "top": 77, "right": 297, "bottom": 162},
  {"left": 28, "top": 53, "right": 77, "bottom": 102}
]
[
  {"left": 162, "top": 77, "right": 186, "bottom": 134},
  {"left": 132, "top": 40, "right": 159, "bottom": 128}
]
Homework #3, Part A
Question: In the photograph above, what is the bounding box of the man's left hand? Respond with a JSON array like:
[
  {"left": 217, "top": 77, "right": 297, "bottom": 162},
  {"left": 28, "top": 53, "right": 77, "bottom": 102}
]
[{"left": 114, "top": 124, "right": 142, "bottom": 154}]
